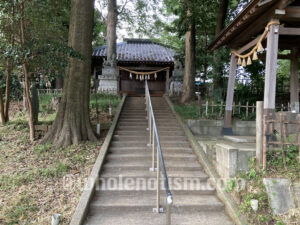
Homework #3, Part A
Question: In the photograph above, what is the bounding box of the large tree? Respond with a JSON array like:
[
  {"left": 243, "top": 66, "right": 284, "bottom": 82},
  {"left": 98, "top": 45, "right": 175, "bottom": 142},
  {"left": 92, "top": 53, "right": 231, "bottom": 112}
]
[
  {"left": 105, "top": 0, "right": 118, "bottom": 67},
  {"left": 42, "top": 0, "right": 97, "bottom": 148},
  {"left": 181, "top": 1, "right": 196, "bottom": 103},
  {"left": 0, "top": 1, "right": 15, "bottom": 125}
]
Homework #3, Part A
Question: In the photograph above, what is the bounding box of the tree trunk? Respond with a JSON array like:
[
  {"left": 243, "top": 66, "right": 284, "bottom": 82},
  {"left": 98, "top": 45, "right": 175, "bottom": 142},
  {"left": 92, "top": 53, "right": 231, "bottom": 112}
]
[
  {"left": 105, "top": 0, "right": 117, "bottom": 67},
  {"left": 4, "top": 5, "right": 14, "bottom": 123},
  {"left": 23, "top": 64, "right": 35, "bottom": 141},
  {"left": 181, "top": 5, "right": 196, "bottom": 103},
  {"left": 20, "top": 0, "right": 35, "bottom": 141},
  {"left": 215, "top": 0, "right": 229, "bottom": 35},
  {"left": 212, "top": 0, "right": 229, "bottom": 99},
  {"left": 0, "top": 90, "right": 5, "bottom": 125},
  {"left": 4, "top": 59, "right": 12, "bottom": 122},
  {"left": 41, "top": 0, "right": 97, "bottom": 148},
  {"left": 55, "top": 77, "right": 64, "bottom": 89}
]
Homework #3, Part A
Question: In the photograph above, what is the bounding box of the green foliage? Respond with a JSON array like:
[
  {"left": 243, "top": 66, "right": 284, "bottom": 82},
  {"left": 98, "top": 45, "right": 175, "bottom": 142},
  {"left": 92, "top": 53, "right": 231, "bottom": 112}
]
[
  {"left": 93, "top": 9, "right": 106, "bottom": 47},
  {"left": 6, "top": 196, "right": 38, "bottom": 225},
  {"left": 90, "top": 93, "right": 121, "bottom": 111},
  {"left": 225, "top": 179, "right": 236, "bottom": 193},
  {"left": 266, "top": 145, "right": 300, "bottom": 180},
  {"left": 174, "top": 104, "right": 199, "bottom": 120},
  {"left": 0, "top": 70, "right": 22, "bottom": 100},
  {"left": 33, "top": 143, "right": 52, "bottom": 155}
]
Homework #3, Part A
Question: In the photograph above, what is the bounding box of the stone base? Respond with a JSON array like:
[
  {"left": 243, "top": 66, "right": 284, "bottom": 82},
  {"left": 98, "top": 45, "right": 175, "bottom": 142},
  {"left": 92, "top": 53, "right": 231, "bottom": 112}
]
[
  {"left": 98, "top": 66, "right": 119, "bottom": 95},
  {"left": 216, "top": 143, "right": 255, "bottom": 178},
  {"left": 98, "top": 78, "right": 119, "bottom": 95},
  {"left": 222, "top": 127, "right": 233, "bottom": 136},
  {"left": 263, "top": 178, "right": 295, "bottom": 215},
  {"left": 169, "top": 81, "right": 183, "bottom": 97}
]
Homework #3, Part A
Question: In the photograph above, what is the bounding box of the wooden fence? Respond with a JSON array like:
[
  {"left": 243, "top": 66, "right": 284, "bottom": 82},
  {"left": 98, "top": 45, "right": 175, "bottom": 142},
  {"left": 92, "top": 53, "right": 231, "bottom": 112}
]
[
  {"left": 197, "top": 99, "right": 256, "bottom": 118},
  {"left": 262, "top": 113, "right": 300, "bottom": 170},
  {"left": 38, "top": 89, "right": 62, "bottom": 95},
  {"left": 197, "top": 96, "right": 291, "bottom": 118}
]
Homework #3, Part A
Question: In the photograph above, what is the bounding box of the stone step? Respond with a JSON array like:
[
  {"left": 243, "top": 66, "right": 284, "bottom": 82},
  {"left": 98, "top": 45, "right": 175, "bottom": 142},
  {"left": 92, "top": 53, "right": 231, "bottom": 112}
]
[
  {"left": 103, "top": 164, "right": 202, "bottom": 172},
  {"left": 109, "top": 147, "right": 193, "bottom": 155},
  {"left": 117, "top": 126, "right": 182, "bottom": 131},
  {"left": 100, "top": 170, "right": 208, "bottom": 180},
  {"left": 110, "top": 141, "right": 191, "bottom": 148},
  {"left": 106, "top": 154, "right": 197, "bottom": 162},
  {"left": 89, "top": 192, "right": 224, "bottom": 213},
  {"left": 119, "top": 118, "right": 178, "bottom": 122},
  {"left": 114, "top": 130, "right": 185, "bottom": 136},
  {"left": 113, "top": 135, "right": 187, "bottom": 142},
  {"left": 85, "top": 210, "right": 234, "bottom": 225},
  {"left": 94, "top": 186, "right": 215, "bottom": 196},
  {"left": 103, "top": 160, "right": 201, "bottom": 170},
  {"left": 117, "top": 122, "right": 179, "bottom": 126}
]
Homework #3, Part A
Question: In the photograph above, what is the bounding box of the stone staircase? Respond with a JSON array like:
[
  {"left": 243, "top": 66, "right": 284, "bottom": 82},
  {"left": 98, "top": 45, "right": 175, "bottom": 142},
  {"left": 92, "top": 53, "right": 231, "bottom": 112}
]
[{"left": 84, "top": 97, "right": 234, "bottom": 225}]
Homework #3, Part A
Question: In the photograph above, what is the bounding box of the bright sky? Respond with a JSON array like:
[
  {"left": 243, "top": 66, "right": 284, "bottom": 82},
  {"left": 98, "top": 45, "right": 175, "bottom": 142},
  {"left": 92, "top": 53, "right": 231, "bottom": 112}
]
[{"left": 94, "top": 0, "right": 174, "bottom": 42}]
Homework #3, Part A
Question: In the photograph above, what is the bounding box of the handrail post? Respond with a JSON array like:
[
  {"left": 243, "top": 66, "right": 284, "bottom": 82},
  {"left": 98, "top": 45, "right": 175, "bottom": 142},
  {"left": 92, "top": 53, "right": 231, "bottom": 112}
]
[
  {"left": 166, "top": 195, "right": 173, "bottom": 225},
  {"left": 145, "top": 80, "right": 171, "bottom": 223},
  {"left": 150, "top": 120, "right": 155, "bottom": 171},
  {"left": 154, "top": 145, "right": 163, "bottom": 213}
]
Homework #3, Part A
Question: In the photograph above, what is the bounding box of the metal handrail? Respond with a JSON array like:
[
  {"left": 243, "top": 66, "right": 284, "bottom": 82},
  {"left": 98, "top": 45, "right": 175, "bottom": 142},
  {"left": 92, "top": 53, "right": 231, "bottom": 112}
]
[{"left": 145, "top": 80, "right": 173, "bottom": 225}]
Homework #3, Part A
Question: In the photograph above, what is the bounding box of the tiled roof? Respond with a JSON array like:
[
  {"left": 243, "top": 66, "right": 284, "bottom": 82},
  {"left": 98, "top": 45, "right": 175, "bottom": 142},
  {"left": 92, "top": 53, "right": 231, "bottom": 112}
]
[{"left": 93, "top": 39, "right": 175, "bottom": 63}]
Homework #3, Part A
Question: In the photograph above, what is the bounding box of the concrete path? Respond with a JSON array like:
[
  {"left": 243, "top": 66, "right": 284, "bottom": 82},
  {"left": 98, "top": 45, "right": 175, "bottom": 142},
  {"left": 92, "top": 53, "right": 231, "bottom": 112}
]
[{"left": 84, "top": 97, "right": 234, "bottom": 225}]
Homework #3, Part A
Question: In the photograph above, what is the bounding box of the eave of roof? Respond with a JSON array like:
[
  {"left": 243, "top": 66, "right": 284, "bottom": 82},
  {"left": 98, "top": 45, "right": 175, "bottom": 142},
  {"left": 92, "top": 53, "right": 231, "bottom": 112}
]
[
  {"left": 208, "top": 0, "right": 283, "bottom": 51},
  {"left": 93, "top": 39, "right": 175, "bottom": 64}
]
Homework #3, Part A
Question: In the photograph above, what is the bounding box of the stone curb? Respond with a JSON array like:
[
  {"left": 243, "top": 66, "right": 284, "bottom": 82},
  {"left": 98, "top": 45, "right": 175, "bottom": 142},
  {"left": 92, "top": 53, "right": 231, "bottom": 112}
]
[
  {"left": 70, "top": 94, "right": 127, "bottom": 225},
  {"left": 164, "top": 95, "right": 248, "bottom": 225}
]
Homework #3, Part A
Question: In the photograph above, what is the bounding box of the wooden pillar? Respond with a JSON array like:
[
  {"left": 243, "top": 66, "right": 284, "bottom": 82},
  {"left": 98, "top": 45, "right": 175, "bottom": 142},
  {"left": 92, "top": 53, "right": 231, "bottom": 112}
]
[
  {"left": 290, "top": 48, "right": 299, "bottom": 113},
  {"left": 223, "top": 54, "right": 237, "bottom": 135},
  {"left": 165, "top": 68, "right": 170, "bottom": 95},
  {"left": 256, "top": 101, "right": 263, "bottom": 169},
  {"left": 264, "top": 22, "right": 279, "bottom": 117}
]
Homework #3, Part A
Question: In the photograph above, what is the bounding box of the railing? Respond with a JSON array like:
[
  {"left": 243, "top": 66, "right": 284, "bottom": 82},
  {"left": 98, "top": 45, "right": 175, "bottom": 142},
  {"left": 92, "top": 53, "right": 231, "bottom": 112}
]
[{"left": 145, "top": 80, "right": 173, "bottom": 225}]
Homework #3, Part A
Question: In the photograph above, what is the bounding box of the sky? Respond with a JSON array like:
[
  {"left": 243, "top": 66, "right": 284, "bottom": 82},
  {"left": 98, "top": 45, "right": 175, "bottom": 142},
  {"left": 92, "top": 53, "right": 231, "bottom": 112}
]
[{"left": 94, "top": 0, "right": 174, "bottom": 42}]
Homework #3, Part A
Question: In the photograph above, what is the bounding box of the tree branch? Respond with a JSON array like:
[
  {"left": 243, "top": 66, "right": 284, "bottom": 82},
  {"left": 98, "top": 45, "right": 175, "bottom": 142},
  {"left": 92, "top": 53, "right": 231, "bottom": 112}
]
[
  {"left": 96, "top": 0, "right": 107, "bottom": 24},
  {"left": 118, "top": 0, "right": 129, "bottom": 15}
]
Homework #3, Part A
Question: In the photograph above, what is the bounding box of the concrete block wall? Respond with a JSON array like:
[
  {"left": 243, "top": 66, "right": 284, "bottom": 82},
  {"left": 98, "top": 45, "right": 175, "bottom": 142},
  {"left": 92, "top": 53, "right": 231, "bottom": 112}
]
[
  {"left": 215, "top": 143, "right": 256, "bottom": 178},
  {"left": 187, "top": 119, "right": 256, "bottom": 136}
]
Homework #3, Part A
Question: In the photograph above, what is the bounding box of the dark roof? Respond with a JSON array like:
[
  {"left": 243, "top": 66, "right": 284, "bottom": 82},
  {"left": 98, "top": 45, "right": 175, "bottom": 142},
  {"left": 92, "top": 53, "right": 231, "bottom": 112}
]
[
  {"left": 208, "top": 0, "right": 298, "bottom": 51},
  {"left": 93, "top": 39, "right": 175, "bottom": 63}
]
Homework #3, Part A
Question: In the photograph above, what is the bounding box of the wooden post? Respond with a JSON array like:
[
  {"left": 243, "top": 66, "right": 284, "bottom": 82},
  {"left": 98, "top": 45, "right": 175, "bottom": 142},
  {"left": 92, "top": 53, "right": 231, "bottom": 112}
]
[
  {"left": 280, "top": 113, "right": 286, "bottom": 168},
  {"left": 298, "top": 115, "right": 300, "bottom": 163},
  {"left": 223, "top": 54, "right": 237, "bottom": 135},
  {"left": 206, "top": 101, "right": 208, "bottom": 117},
  {"left": 198, "top": 94, "right": 202, "bottom": 118},
  {"left": 212, "top": 101, "right": 214, "bottom": 114},
  {"left": 239, "top": 101, "right": 241, "bottom": 115},
  {"left": 263, "top": 115, "right": 267, "bottom": 170},
  {"left": 246, "top": 101, "right": 249, "bottom": 117},
  {"left": 290, "top": 48, "right": 299, "bottom": 113},
  {"left": 264, "top": 21, "right": 279, "bottom": 118},
  {"left": 165, "top": 68, "right": 170, "bottom": 95},
  {"left": 219, "top": 101, "right": 223, "bottom": 118},
  {"left": 256, "top": 101, "right": 263, "bottom": 169}
]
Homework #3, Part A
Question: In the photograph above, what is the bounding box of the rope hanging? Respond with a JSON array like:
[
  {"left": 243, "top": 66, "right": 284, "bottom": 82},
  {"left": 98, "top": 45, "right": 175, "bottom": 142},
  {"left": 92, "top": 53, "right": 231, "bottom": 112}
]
[
  {"left": 120, "top": 66, "right": 169, "bottom": 81},
  {"left": 231, "top": 20, "right": 280, "bottom": 67}
]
